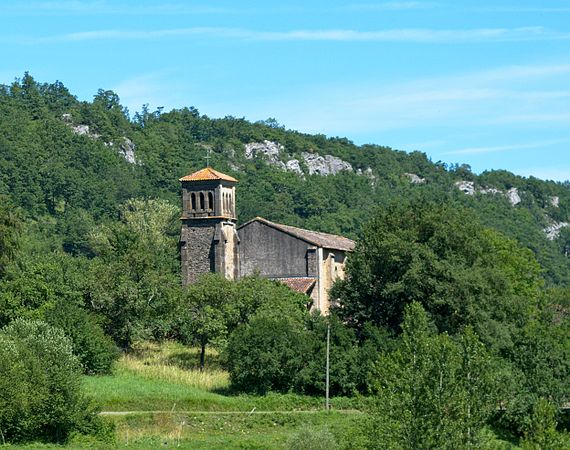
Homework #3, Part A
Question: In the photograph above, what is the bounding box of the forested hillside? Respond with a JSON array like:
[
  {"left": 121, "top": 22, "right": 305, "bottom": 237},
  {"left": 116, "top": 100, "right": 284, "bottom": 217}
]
[
  {"left": 1, "top": 74, "right": 568, "bottom": 285},
  {"left": 1, "top": 74, "right": 569, "bottom": 447}
]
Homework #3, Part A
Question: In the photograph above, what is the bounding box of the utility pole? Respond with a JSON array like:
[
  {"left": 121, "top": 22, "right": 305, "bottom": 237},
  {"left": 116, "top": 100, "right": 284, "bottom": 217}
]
[{"left": 326, "top": 322, "right": 330, "bottom": 412}]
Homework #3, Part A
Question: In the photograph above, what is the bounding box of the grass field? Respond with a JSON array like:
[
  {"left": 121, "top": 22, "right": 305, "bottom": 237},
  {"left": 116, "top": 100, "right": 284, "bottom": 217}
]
[
  {"left": 78, "top": 341, "right": 362, "bottom": 449},
  {"left": 6, "top": 342, "right": 530, "bottom": 449}
]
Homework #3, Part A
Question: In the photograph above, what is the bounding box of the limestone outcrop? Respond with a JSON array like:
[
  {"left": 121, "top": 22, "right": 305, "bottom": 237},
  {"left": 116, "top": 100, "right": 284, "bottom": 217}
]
[
  {"left": 244, "top": 140, "right": 354, "bottom": 176},
  {"left": 301, "top": 152, "right": 353, "bottom": 176},
  {"left": 455, "top": 181, "right": 521, "bottom": 205},
  {"left": 544, "top": 222, "right": 569, "bottom": 240}
]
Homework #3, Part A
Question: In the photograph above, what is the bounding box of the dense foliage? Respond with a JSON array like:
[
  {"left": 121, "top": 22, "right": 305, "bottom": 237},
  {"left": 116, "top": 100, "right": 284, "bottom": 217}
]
[
  {"left": 0, "top": 74, "right": 568, "bottom": 283},
  {"left": 0, "top": 319, "right": 106, "bottom": 443},
  {"left": 0, "top": 73, "right": 568, "bottom": 446}
]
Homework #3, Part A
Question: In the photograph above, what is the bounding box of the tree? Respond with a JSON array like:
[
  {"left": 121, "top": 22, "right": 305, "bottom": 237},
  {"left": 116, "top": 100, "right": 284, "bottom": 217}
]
[
  {"left": 332, "top": 199, "right": 543, "bottom": 354},
  {"left": 179, "top": 274, "right": 235, "bottom": 370},
  {"left": 86, "top": 198, "right": 180, "bottom": 348},
  {"left": 225, "top": 304, "right": 311, "bottom": 394},
  {"left": 0, "top": 197, "right": 21, "bottom": 279},
  {"left": 364, "top": 303, "right": 501, "bottom": 449},
  {"left": 178, "top": 274, "right": 309, "bottom": 370},
  {"left": 294, "top": 314, "right": 360, "bottom": 397},
  {"left": 0, "top": 319, "right": 105, "bottom": 444}
]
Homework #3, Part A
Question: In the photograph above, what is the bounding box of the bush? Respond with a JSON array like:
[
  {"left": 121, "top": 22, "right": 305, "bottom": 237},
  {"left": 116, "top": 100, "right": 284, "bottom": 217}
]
[
  {"left": 45, "top": 300, "right": 119, "bottom": 374},
  {"left": 225, "top": 311, "right": 310, "bottom": 394},
  {"left": 294, "top": 315, "right": 359, "bottom": 397},
  {"left": 287, "top": 426, "right": 338, "bottom": 450},
  {"left": 0, "top": 319, "right": 107, "bottom": 444}
]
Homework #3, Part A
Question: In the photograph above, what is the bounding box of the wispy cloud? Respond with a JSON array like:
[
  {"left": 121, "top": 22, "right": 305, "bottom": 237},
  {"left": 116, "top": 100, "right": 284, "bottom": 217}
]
[
  {"left": 443, "top": 139, "right": 570, "bottom": 156},
  {"left": 0, "top": 1, "right": 238, "bottom": 15},
  {"left": 344, "top": 2, "right": 440, "bottom": 11},
  {"left": 112, "top": 72, "right": 184, "bottom": 114},
  {"left": 246, "top": 60, "right": 570, "bottom": 141},
  {"left": 14, "top": 26, "right": 570, "bottom": 45},
  {"left": 477, "top": 6, "right": 570, "bottom": 13},
  {"left": 1, "top": 1, "right": 441, "bottom": 16}
]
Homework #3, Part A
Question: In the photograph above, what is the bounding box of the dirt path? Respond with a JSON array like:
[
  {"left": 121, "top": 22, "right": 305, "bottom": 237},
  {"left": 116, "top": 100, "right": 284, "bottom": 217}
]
[{"left": 100, "top": 409, "right": 362, "bottom": 416}]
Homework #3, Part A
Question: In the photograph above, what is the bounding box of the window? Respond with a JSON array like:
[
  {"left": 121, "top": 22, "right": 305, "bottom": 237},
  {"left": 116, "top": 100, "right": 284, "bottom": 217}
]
[
  {"left": 191, "top": 193, "right": 196, "bottom": 210},
  {"left": 208, "top": 192, "right": 214, "bottom": 212},
  {"left": 199, "top": 192, "right": 205, "bottom": 210}
]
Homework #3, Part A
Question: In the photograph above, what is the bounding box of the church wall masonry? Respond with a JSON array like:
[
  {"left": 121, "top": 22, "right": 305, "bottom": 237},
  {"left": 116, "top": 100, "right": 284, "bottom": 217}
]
[
  {"left": 180, "top": 220, "right": 216, "bottom": 285},
  {"left": 179, "top": 167, "right": 355, "bottom": 313},
  {"left": 238, "top": 220, "right": 310, "bottom": 278}
]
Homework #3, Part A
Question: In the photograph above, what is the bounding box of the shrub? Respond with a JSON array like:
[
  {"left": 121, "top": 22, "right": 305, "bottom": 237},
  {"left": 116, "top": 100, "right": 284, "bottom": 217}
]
[
  {"left": 287, "top": 426, "right": 338, "bottom": 450},
  {"left": 294, "top": 315, "right": 359, "bottom": 397},
  {"left": 225, "top": 311, "right": 310, "bottom": 394},
  {"left": 0, "top": 319, "right": 107, "bottom": 444},
  {"left": 45, "top": 300, "right": 119, "bottom": 374}
]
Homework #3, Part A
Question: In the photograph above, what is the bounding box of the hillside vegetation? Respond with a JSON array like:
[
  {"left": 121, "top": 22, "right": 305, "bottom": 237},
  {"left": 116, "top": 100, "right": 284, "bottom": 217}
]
[
  {"left": 1, "top": 73, "right": 569, "bottom": 283},
  {"left": 0, "top": 74, "right": 568, "bottom": 448}
]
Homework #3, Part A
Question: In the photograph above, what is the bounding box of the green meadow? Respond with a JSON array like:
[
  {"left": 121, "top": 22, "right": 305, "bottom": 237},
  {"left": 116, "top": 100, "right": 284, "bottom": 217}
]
[{"left": 44, "top": 341, "right": 363, "bottom": 449}]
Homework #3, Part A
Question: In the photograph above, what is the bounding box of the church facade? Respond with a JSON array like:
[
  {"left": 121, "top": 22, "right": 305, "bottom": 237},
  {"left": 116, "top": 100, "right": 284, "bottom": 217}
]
[{"left": 179, "top": 167, "right": 355, "bottom": 313}]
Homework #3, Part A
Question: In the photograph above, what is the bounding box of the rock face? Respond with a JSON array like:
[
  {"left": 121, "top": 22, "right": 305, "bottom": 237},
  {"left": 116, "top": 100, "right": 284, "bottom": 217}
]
[
  {"left": 71, "top": 124, "right": 100, "bottom": 139},
  {"left": 244, "top": 140, "right": 285, "bottom": 169},
  {"left": 62, "top": 113, "right": 139, "bottom": 165},
  {"left": 119, "top": 138, "right": 138, "bottom": 164},
  {"left": 285, "top": 159, "right": 303, "bottom": 175},
  {"left": 551, "top": 196, "right": 560, "bottom": 207},
  {"left": 544, "top": 222, "right": 570, "bottom": 240},
  {"left": 455, "top": 181, "right": 522, "bottom": 206},
  {"left": 455, "top": 181, "right": 475, "bottom": 195},
  {"left": 506, "top": 188, "right": 521, "bottom": 206},
  {"left": 479, "top": 187, "right": 502, "bottom": 195},
  {"left": 302, "top": 152, "right": 353, "bottom": 176},
  {"left": 404, "top": 173, "right": 426, "bottom": 184},
  {"left": 244, "top": 140, "right": 354, "bottom": 176}
]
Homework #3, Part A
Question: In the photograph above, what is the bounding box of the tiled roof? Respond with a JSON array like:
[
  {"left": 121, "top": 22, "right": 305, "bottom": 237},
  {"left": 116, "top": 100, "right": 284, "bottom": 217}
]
[
  {"left": 239, "top": 217, "right": 355, "bottom": 251},
  {"left": 274, "top": 277, "right": 316, "bottom": 294},
  {"left": 179, "top": 167, "right": 238, "bottom": 183}
]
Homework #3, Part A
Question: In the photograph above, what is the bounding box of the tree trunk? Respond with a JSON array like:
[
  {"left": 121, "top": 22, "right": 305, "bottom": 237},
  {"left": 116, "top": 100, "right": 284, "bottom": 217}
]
[{"left": 200, "top": 342, "right": 206, "bottom": 371}]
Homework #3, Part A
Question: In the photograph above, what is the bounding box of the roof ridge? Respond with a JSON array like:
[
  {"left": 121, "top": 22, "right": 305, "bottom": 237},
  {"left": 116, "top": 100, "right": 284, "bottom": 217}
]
[
  {"left": 239, "top": 217, "right": 355, "bottom": 251},
  {"left": 179, "top": 167, "right": 238, "bottom": 182}
]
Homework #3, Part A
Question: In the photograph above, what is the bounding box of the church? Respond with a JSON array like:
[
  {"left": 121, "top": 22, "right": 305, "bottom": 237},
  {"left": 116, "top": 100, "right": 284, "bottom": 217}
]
[{"left": 179, "top": 167, "right": 355, "bottom": 314}]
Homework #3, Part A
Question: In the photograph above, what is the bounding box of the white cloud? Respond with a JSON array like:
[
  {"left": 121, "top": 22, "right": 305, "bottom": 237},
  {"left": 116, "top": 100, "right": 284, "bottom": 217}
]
[
  {"left": 443, "top": 139, "right": 570, "bottom": 156},
  {"left": 0, "top": 1, "right": 236, "bottom": 15},
  {"left": 344, "top": 2, "right": 441, "bottom": 11},
  {"left": 15, "top": 26, "right": 570, "bottom": 45},
  {"left": 112, "top": 72, "right": 184, "bottom": 114},
  {"left": 241, "top": 60, "right": 570, "bottom": 140},
  {"left": 514, "top": 167, "right": 570, "bottom": 182}
]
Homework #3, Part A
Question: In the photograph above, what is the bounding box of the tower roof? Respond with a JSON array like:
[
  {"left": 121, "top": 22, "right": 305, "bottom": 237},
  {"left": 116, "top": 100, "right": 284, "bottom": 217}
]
[{"left": 179, "top": 167, "right": 238, "bottom": 183}]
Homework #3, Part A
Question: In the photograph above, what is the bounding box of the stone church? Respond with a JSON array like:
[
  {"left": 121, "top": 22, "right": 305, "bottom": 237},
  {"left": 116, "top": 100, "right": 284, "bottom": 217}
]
[{"left": 179, "top": 167, "right": 355, "bottom": 314}]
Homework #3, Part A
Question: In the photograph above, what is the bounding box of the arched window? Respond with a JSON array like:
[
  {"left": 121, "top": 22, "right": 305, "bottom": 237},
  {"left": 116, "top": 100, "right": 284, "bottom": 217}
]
[
  {"left": 208, "top": 192, "right": 214, "bottom": 212},
  {"left": 191, "top": 193, "right": 196, "bottom": 210},
  {"left": 199, "top": 192, "right": 205, "bottom": 210}
]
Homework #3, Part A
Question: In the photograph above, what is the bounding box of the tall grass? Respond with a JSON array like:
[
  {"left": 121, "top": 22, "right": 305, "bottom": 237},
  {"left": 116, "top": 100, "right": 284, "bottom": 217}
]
[
  {"left": 118, "top": 341, "right": 229, "bottom": 391},
  {"left": 84, "top": 341, "right": 361, "bottom": 413}
]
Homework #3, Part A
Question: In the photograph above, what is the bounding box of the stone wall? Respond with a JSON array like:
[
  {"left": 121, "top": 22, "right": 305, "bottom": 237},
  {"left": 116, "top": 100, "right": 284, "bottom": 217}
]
[
  {"left": 180, "top": 220, "right": 216, "bottom": 285},
  {"left": 238, "top": 221, "right": 311, "bottom": 277}
]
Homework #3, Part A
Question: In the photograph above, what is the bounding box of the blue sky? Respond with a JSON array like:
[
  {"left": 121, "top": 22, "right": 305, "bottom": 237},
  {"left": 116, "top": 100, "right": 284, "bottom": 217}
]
[{"left": 1, "top": 1, "right": 569, "bottom": 181}]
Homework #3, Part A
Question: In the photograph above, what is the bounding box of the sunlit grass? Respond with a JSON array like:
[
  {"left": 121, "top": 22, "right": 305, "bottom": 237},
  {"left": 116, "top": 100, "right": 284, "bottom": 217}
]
[
  {"left": 118, "top": 341, "right": 229, "bottom": 392},
  {"left": 84, "top": 340, "right": 360, "bottom": 413}
]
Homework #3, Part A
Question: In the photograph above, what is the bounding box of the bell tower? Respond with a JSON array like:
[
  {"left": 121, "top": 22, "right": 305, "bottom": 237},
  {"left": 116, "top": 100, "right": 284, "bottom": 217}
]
[{"left": 179, "top": 167, "right": 239, "bottom": 285}]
